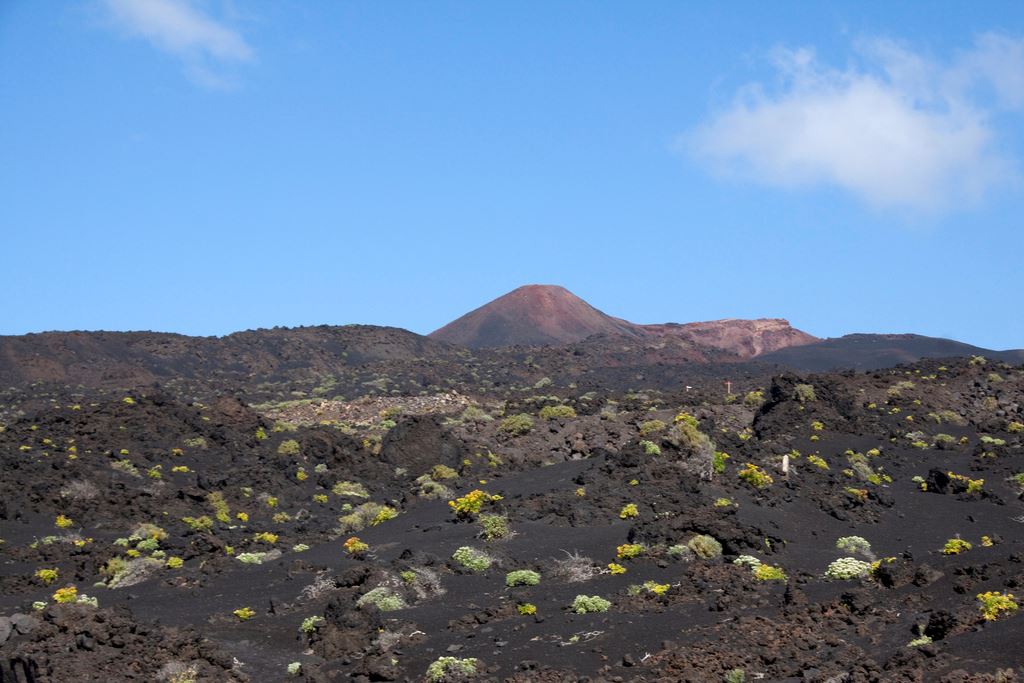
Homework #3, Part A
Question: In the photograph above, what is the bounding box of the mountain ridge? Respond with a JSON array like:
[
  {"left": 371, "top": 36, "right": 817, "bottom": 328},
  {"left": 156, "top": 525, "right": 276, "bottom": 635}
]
[
  {"left": 429, "top": 284, "right": 819, "bottom": 357},
  {"left": 1, "top": 286, "right": 1021, "bottom": 391},
  {"left": 758, "top": 332, "right": 1024, "bottom": 371}
]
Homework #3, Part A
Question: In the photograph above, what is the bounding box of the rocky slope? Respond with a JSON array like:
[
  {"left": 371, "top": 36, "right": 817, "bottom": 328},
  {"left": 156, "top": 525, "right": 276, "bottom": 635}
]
[
  {"left": 643, "top": 318, "right": 818, "bottom": 358},
  {"left": 1, "top": 357, "right": 1022, "bottom": 682}
]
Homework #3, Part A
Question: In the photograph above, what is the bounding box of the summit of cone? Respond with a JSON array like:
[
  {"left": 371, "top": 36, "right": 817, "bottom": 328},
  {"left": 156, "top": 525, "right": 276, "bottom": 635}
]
[{"left": 428, "top": 285, "right": 638, "bottom": 348}]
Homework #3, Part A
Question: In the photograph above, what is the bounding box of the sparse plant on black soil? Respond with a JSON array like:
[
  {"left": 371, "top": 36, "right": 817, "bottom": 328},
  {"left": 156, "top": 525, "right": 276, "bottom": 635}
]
[
  {"left": 498, "top": 413, "right": 534, "bottom": 436},
  {"left": 687, "top": 534, "right": 723, "bottom": 559},
  {"left": 451, "top": 546, "right": 493, "bottom": 572},
  {"left": 505, "top": 569, "right": 540, "bottom": 586},
  {"left": 571, "top": 594, "right": 611, "bottom": 613}
]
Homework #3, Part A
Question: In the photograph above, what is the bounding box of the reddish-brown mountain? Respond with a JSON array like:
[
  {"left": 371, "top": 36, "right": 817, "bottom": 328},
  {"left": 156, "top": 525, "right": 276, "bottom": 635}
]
[
  {"left": 428, "top": 285, "right": 639, "bottom": 348},
  {"left": 428, "top": 284, "right": 818, "bottom": 357}
]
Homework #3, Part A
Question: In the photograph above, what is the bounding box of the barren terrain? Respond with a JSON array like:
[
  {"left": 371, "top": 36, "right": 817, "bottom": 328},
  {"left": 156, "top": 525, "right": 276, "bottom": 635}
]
[{"left": 2, "top": 348, "right": 1022, "bottom": 682}]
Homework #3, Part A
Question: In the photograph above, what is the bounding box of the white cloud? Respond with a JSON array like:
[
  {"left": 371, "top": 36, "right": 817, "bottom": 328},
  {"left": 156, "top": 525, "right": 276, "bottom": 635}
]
[
  {"left": 101, "top": 0, "right": 253, "bottom": 87},
  {"left": 689, "top": 35, "right": 1024, "bottom": 211}
]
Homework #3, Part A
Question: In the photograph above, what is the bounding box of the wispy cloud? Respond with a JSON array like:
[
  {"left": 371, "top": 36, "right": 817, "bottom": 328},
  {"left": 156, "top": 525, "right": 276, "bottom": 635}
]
[
  {"left": 689, "top": 34, "right": 1024, "bottom": 212},
  {"left": 100, "top": 0, "right": 254, "bottom": 87}
]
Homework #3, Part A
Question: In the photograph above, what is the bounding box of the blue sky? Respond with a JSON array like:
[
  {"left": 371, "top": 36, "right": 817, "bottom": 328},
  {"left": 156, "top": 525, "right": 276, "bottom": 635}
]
[{"left": 2, "top": 1, "right": 1023, "bottom": 349}]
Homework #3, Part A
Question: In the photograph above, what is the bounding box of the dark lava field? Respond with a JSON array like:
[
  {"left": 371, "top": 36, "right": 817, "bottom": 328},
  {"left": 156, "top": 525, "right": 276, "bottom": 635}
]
[{"left": 1, "top": 350, "right": 1023, "bottom": 682}]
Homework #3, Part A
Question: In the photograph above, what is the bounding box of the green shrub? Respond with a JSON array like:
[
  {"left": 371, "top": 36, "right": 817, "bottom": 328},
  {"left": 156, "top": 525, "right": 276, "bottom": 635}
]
[
  {"left": 638, "top": 419, "right": 666, "bottom": 436},
  {"left": 370, "top": 506, "right": 398, "bottom": 526},
  {"left": 498, "top": 414, "right": 534, "bottom": 436},
  {"left": 674, "top": 412, "right": 698, "bottom": 428},
  {"left": 640, "top": 440, "right": 661, "bottom": 456},
  {"left": 724, "top": 669, "right": 746, "bottom": 683},
  {"left": 846, "top": 487, "right": 869, "bottom": 502},
  {"left": 277, "top": 439, "right": 300, "bottom": 456},
  {"left": 667, "top": 544, "right": 694, "bottom": 561},
  {"left": 505, "top": 569, "right": 541, "bottom": 587},
  {"left": 627, "top": 580, "right": 669, "bottom": 596},
  {"left": 236, "top": 552, "right": 273, "bottom": 565},
  {"left": 133, "top": 528, "right": 168, "bottom": 540},
  {"left": 338, "top": 502, "right": 392, "bottom": 532},
  {"left": 886, "top": 381, "right": 915, "bottom": 398},
  {"left": 430, "top": 464, "right": 459, "bottom": 480},
  {"left": 426, "top": 657, "right": 479, "bottom": 682},
  {"left": 753, "top": 564, "right": 786, "bottom": 581},
  {"left": 928, "top": 409, "right": 965, "bottom": 426},
  {"left": 738, "top": 463, "right": 773, "bottom": 489},
  {"left": 299, "top": 615, "right": 324, "bottom": 634},
  {"left": 111, "top": 459, "right": 140, "bottom": 477},
  {"left": 448, "top": 490, "right": 502, "bottom": 518},
  {"left": 182, "top": 516, "right": 213, "bottom": 532},
  {"left": 667, "top": 417, "right": 717, "bottom": 478},
  {"left": 619, "top": 503, "right": 639, "bottom": 519},
  {"left": 836, "top": 536, "right": 872, "bottom": 557},
  {"left": 415, "top": 475, "right": 452, "bottom": 500},
  {"left": 452, "top": 546, "right": 492, "bottom": 572},
  {"left": 571, "top": 594, "right": 611, "bottom": 613},
  {"left": 743, "top": 390, "right": 764, "bottom": 408},
  {"left": 459, "top": 405, "right": 493, "bottom": 424},
  {"left": 687, "top": 534, "right": 722, "bottom": 559},
  {"left": 807, "top": 454, "right": 829, "bottom": 470},
  {"left": 233, "top": 606, "right": 255, "bottom": 621},
  {"left": 794, "top": 384, "right": 816, "bottom": 402},
  {"left": 207, "top": 491, "right": 231, "bottom": 524},
  {"left": 356, "top": 587, "right": 407, "bottom": 612},
  {"left": 343, "top": 536, "right": 368, "bottom": 555},
  {"left": 824, "top": 557, "right": 871, "bottom": 580},
  {"left": 135, "top": 537, "right": 160, "bottom": 552},
  {"left": 942, "top": 538, "right": 972, "bottom": 555},
  {"left": 478, "top": 514, "right": 511, "bottom": 540},
  {"left": 732, "top": 555, "right": 761, "bottom": 569},
  {"left": 35, "top": 568, "right": 58, "bottom": 585},
  {"left": 539, "top": 405, "right": 576, "bottom": 420},
  {"left": 977, "top": 591, "right": 1018, "bottom": 621},
  {"left": 332, "top": 480, "right": 370, "bottom": 498},
  {"left": 712, "top": 451, "right": 729, "bottom": 474},
  {"left": 616, "top": 543, "right": 644, "bottom": 560}
]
